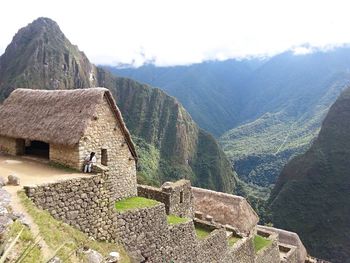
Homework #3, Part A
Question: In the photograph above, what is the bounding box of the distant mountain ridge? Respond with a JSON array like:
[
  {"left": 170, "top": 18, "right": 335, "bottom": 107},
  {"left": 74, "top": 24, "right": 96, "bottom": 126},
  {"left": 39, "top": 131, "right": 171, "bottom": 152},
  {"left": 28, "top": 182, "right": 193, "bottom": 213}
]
[
  {"left": 268, "top": 86, "right": 350, "bottom": 263},
  {"left": 0, "top": 17, "right": 236, "bottom": 193},
  {"left": 110, "top": 49, "right": 350, "bottom": 190}
]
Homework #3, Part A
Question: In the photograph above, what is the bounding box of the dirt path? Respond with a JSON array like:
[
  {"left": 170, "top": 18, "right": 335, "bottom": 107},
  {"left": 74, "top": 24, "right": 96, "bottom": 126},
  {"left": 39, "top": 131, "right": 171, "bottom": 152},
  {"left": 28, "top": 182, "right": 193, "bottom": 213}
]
[
  {"left": 1, "top": 154, "right": 91, "bottom": 261},
  {"left": 5, "top": 187, "right": 53, "bottom": 260}
]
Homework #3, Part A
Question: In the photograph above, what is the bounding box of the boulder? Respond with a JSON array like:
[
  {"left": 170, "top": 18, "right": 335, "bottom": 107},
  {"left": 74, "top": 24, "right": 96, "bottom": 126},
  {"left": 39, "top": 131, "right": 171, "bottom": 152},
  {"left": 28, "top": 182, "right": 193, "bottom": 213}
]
[
  {"left": 82, "top": 248, "right": 104, "bottom": 263},
  {"left": 0, "top": 177, "right": 6, "bottom": 187},
  {"left": 106, "top": 251, "right": 121, "bottom": 262},
  {"left": 7, "top": 175, "right": 20, "bottom": 186}
]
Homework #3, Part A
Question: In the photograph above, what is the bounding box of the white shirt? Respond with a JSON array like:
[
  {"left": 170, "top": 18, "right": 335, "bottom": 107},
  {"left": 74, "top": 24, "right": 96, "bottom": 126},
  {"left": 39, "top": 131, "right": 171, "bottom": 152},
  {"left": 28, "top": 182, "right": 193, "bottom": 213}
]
[{"left": 85, "top": 155, "right": 97, "bottom": 164}]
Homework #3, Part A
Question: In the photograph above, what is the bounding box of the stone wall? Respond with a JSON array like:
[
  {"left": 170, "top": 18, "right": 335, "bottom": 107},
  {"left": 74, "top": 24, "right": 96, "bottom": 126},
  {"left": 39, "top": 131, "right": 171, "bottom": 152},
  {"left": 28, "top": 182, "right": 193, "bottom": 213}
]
[
  {"left": 257, "top": 225, "right": 307, "bottom": 263},
  {"left": 25, "top": 173, "right": 120, "bottom": 240},
  {"left": 24, "top": 175, "right": 297, "bottom": 263},
  {"left": 197, "top": 228, "right": 228, "bottom": 262},
  {"left": 50, "top": 143, "right": 80, "bottom": 170},
  {"left": 192, "top": 187, "right": 259, "bottom": 236},
  {"left": 78, "top": 95, "right": 137, "bottom": 199},
  {"left": 138, "top": 179, "right": 193, "bottom": 218},
  {"left": 0, "top": 136, "right": 18, "bottom": 155},
  {"left": 255, "top": 238, "right": 280, "bottom": 263},
  {"left": 113, "top": 202, "right": 247, "bottom": 263},
  {"left": 223, "top": 235, "right": 256, "bottom": 263},
  {"left": 280, "top": 243, "right": 298, "bottom": 263}
]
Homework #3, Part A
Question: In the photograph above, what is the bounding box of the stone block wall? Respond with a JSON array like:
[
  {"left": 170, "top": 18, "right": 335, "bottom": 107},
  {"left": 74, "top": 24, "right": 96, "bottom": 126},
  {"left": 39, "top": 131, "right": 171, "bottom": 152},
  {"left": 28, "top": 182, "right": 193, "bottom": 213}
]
[
  {"left": 50, "top": 143, "right": 80, "bottom": 170},
  {"left": 255, "top": 238, "right": 280, "bottom": 263},
  {"left": 25, "top": 173, "right": 121, "bottom": 240},
  {"left": 223, "top": 235, "right": 256, "bottom": 263},
  {"left": 113, "top": 201, "right": 261, "bottom": 263},
  {"left": 162, "top": 180, "right": 193, "bottom": 218},
  {"left": 0, "top": 136, "right": 18, "bottom": 155},
  {"left": 138, "top": 180, "right": 193, "bottom": 218},
  {"left": 280, "top": 243, "right": 298, "bottom": 263},
  {"left": 192, "top": 187, "right": 259, "bottom": 236},
  {"left": 78, "top": 95, "right": 137, "bottom": 199},
  {"left": 257, "top": 225, "right": 307, "bottom": 263},
  {"left": 197, "top": 229, "right": 228, "bottom": 262}
]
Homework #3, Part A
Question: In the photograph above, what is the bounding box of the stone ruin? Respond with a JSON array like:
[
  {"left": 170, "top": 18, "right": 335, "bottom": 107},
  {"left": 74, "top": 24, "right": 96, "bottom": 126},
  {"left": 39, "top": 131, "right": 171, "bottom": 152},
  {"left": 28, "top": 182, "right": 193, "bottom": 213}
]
[{"left": 24, "top": 175, "right": 312, "bottom": 263}]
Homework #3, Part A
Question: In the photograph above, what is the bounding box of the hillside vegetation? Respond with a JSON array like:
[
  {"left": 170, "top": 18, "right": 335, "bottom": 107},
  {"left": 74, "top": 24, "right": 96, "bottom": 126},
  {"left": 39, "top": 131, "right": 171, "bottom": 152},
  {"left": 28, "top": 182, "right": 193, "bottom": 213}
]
[
  {"left": 269, "top": 87, "right": 350, "bottom": 263},
  {"left": 112, "top": 49, "right": 350, "bottom": 192},
  {"left": 0, "top": 17, "right": 236, "bottom": 193}
]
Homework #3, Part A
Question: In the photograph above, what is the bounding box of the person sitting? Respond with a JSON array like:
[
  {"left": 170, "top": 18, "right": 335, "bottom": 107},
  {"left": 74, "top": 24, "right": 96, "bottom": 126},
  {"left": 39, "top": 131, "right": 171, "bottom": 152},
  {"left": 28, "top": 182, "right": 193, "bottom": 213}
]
[{"left": 84, "top": 152, "right": 96, "bottom": 173}]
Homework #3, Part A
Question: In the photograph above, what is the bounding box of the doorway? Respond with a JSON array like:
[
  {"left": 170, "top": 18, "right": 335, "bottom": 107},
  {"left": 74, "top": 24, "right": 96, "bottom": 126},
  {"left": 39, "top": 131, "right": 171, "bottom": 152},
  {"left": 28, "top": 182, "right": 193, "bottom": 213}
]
[{"left": 25, "top": 140, "right": 50, "bottom": 159}]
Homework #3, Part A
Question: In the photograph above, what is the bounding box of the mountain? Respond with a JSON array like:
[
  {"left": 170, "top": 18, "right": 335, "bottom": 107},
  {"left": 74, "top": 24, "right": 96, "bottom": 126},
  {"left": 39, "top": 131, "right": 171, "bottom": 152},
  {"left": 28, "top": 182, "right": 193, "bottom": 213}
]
[
  {"left": 221, "top": 50, "right": 350, "bottom": 187},
  {"left": 0, "top": 17, "right": 236, "bottom": 193},
  {"left": 105, "top": 59, "right": 262, "bottom": 136},
  {"left": 268, "top": 87, "right": 350, "bottom": 263},
  {"left": 111, "top": 50, "right": 350, "bottom": 193}
]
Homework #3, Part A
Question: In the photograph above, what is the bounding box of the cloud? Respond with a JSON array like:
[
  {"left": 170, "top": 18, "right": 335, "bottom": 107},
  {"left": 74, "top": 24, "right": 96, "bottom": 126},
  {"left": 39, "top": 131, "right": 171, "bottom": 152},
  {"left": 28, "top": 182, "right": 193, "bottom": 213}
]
[{"left": 1, "top": 0, "right": 350, "bottom": 66}]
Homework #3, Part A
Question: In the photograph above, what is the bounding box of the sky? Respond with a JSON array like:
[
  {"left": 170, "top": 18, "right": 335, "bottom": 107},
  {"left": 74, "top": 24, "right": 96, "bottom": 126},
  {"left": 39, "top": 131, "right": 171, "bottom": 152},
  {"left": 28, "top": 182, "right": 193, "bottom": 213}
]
[{"left": 1, "top": 0, "right": 350, "bottom": 66}]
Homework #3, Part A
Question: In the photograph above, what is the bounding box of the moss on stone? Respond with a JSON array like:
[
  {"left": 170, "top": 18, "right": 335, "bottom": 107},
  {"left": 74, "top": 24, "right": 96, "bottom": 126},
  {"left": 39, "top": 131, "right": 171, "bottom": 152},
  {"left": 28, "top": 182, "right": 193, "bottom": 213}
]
[
  {"left": 253, "top": 235, "right": 272, "bottom": 252},
  {"left": 228, "top": 236, "right": 241, "bottom": 246},
  {"left": 115, "top": 196, "right": 159, "bottom": 212},
  {"left": 166, "top": 215, "right": 189, "bottom": 225},
  {"left": 195, "top": 226, "right": 211, "bottom": 240}
]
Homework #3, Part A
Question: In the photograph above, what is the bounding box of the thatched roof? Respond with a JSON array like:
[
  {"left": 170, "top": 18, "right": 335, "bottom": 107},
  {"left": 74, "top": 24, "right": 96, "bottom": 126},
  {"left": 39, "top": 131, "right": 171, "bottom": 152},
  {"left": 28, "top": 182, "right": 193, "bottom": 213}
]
[{"left": 0, "top": 88, "right": 137, "bottom": 160}]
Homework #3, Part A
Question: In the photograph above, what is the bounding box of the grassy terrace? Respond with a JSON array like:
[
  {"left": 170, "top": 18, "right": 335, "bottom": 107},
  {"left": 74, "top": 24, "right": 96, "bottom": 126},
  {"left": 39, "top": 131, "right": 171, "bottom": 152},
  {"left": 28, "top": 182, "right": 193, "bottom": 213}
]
[
  {"left": 115, "top": 196, "right": 159, "bottom": 212},
  {"left": 5, "top": 221, "right": 43, "bottom": 262},
  {"left": 195, "top": 226, "right": 212, "bottom": 240},
  {"left": 253, "top": 235, "right": 272, "bottom": 252},
  {"left": 167, "top": 215, "right": 190, "bottom": 225},
  {"left": 18, "top": 191, "right": 130, "bottom": 263}
]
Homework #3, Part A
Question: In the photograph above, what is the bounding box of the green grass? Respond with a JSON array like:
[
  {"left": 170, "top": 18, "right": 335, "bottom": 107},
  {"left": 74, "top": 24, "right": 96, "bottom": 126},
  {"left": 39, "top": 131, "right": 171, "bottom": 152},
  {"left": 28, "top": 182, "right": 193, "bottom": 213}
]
[
  {"left": 228, "top": 236, "right": 241, "bottom": 246},
  {"left": 115, "top": 196, "right": 159, "bottom": 212},
  {"left": 4, "top": 220, "right": 43, "bottom": 263},
  {"left": 194, "top": 226, "right": 212, "bottom": 240},
  {"left": 166, "top": 215, "right": 189, "bottom": 225},
  {"left": 253, "top": 235, "right": 272, "bottom": 252},
  {"left": 18, "top": 191, "right": 130, "bottom": 263}
]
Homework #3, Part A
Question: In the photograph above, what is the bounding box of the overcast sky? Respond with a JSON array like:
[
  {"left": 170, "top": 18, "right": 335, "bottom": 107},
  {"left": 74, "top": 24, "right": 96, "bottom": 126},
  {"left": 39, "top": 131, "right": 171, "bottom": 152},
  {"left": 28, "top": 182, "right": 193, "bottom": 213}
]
[{"left": 1, "top": 0, "right": 350, "bottom": 66}]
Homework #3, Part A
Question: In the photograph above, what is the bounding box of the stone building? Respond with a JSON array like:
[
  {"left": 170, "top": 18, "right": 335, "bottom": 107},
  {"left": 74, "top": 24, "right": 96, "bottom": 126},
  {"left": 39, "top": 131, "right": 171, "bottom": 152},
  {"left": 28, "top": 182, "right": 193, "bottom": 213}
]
[{"left": 0, "top": 88, "right": 137, "bottom": 198}]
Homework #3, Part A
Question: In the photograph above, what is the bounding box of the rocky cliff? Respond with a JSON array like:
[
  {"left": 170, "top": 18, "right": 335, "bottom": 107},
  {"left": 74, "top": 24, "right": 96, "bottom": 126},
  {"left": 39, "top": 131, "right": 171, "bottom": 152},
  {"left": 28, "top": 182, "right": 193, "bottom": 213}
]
[
  {"left": 269, "top": 87, "right": 350, "bottom": 263},
  {"left": 0, "top": 17, "right": 236, "bottom": 193}
]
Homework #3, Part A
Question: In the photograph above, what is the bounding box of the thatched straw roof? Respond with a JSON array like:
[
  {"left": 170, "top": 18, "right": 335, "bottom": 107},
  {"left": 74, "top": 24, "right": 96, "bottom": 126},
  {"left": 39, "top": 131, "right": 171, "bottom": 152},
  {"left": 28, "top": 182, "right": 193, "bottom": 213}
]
[{"left": 0, "top": 88, "right": 137, "bottom": 159}]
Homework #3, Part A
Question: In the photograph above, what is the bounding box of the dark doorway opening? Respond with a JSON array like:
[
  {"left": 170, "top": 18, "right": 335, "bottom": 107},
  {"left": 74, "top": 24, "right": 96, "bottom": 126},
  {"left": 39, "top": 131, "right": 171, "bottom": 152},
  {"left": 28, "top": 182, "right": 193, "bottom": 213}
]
[
  {"left": 25, "top": 140, "right": 49, "bottom": 159},
  {"left": 101, "top": 148, "right": 108, "bottom": 166}
]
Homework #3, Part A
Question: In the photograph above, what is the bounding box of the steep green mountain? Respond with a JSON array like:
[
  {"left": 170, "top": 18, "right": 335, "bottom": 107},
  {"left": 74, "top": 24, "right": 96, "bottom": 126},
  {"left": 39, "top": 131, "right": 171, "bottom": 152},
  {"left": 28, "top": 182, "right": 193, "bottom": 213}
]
[
  {"left": 268, "top": 87, "right": 350, "bottom": 263},
  {"left": 105, "top": 60, "right": 262, "bottom": 136},
  {"left": 111, "top": 50, "right": 350, "bottom": 192},
  {"left": 0, "top": 17, "right": 236, "bottom": 193}
]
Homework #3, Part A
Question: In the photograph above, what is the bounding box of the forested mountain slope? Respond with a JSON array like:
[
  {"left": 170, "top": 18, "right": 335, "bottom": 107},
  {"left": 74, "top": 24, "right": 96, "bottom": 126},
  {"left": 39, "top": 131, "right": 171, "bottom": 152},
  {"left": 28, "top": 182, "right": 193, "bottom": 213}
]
[
  {"left": 111, "top": 50, "right": 350, "bottom": 190},
  {"left": 269, "top": 87, "right": 350, "bottom": 263},
  {"left": 0, "top": 17, "right": 236, "bottom": 193}
]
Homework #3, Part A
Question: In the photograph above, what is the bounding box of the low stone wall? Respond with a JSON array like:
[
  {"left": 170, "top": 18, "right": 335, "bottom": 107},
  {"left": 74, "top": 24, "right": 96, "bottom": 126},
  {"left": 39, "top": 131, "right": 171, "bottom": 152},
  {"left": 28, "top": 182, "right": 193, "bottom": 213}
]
[
  {"left": 138, "top": 180, "right": 193, "bottom": 218},
  {"left": 0, "top": 136, "right": 18, "bottom": 155},
  {"left": 192, "top": 187, "right": 259, "bottom": 236},
  {"left": 114, "top": 202, "right": 254, "bottom": 263},
  {"left": 137, "top": 185, "right": 170, "bottom": 211},
  {"left": 24, "top": 171, "right": 136, "bottom": 240},
  {"left": 257, "top": 225, "right": 307, "bottom": 263},
  {"left": 224, "top": 235, "right": 255, "bottom": 263},
  {"left": 255, "top": 238, "right": 280, "bottom": 263},
  {"left": 197, "top": 229, "right": 228, "bottom": 262},
  {"left": 280, "top": 243, "right": 298, "bottom": 263}
]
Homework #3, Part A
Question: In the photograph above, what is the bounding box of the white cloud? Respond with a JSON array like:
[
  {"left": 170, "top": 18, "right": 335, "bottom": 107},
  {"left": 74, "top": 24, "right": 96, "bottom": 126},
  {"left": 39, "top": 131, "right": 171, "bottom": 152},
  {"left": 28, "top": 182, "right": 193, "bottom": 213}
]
[{"left": 1, "top": 0, "right": 350, "bottom": 66}]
